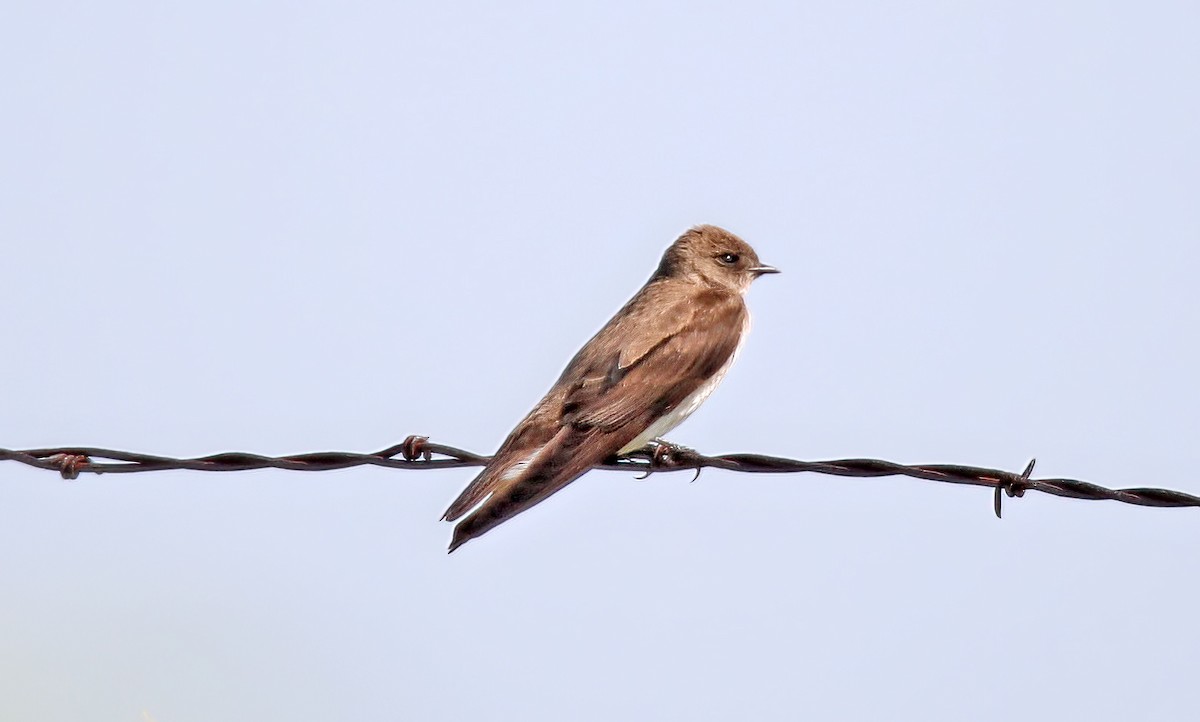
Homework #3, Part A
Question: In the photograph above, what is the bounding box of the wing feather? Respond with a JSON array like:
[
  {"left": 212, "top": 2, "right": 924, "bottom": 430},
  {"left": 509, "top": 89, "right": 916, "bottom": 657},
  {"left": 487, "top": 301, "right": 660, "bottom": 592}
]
[{"left": 566, "top": 300, "right": 744, "bottom": 432}]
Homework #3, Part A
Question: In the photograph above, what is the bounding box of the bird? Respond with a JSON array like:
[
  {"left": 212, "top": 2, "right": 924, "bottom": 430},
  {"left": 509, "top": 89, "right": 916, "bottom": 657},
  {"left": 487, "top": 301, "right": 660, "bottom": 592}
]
[{"left": 443, "top": 224, "right": 778, "bottom": 552}]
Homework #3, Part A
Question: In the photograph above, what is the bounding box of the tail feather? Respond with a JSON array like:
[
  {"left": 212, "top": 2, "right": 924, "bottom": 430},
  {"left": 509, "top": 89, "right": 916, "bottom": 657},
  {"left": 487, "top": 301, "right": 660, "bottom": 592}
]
[
  {"left": 448, "top": 465, "right": 590, "bottom": 553},
  {"left": 443, "top": 467, "right": 501, "bottom": 522},
  {"left": 443, "top": 440, "right": 553, "bottom": 522},
  {"left": 446, "top": 428, "right": 603, "bottom": 552}
]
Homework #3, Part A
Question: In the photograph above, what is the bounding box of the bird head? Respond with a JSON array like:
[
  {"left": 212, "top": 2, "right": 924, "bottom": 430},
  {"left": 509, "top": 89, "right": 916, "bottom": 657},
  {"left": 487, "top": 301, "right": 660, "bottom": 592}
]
[{"left": 656, "top": 224, "right": 779, "bottom": 293}]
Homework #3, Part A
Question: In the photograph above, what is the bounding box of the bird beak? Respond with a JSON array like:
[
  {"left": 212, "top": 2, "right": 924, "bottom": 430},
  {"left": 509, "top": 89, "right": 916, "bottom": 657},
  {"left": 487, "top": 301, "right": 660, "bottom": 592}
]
[{"left": 750, "top": 265, "right": 780, "bottom": 276}]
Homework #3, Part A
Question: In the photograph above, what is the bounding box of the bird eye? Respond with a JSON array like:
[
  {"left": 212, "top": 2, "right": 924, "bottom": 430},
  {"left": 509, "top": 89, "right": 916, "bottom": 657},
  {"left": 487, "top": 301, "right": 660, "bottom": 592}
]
[{"left": 718, "top": 252, "right": 740, "bottom": 265}]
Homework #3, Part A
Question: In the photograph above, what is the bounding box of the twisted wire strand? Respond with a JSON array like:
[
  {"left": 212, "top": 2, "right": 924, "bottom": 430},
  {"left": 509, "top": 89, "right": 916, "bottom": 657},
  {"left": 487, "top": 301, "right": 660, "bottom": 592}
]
[{"left": 2, "top": 436, "right": 1197, "bottom": 517}]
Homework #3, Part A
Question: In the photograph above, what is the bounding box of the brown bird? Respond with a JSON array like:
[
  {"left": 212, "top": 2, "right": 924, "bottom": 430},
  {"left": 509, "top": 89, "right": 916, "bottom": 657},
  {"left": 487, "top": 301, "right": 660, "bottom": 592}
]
[{"left": 443, "top": 225, "right": 778, "bottom": 552}]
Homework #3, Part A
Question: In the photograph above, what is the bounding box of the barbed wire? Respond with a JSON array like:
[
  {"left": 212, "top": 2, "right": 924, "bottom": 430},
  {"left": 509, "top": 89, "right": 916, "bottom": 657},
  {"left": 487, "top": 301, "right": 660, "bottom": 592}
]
[{"left": 2, "top": 435, "right": 1197, "bottom": 518}]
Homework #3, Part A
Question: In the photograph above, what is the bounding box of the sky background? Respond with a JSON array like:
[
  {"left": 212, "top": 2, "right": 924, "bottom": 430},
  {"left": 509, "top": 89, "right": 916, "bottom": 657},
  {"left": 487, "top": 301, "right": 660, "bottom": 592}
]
[{"left": 3, "top": 1, "right": 1199, "bottom": 720}]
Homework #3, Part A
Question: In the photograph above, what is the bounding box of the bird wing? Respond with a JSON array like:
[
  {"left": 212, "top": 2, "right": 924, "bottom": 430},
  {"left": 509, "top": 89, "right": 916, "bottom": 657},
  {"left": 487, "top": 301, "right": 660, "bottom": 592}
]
[
  {"left": 563, "top": 294, "right": 746, "bottom": 432},
  {"left": 443, "top": 287, "right": 746, "bottom": 551}
]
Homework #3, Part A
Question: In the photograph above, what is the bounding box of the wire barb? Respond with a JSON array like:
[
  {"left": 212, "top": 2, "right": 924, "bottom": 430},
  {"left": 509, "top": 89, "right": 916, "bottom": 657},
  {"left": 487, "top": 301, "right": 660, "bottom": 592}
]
[
  {"left": 2, "top": 438, "right": 1198, "bottom": 514},
  {"left": 994, "top": 458, "right": 1036, "bottom": 519},
  {"left": 400, "top": 435, "right": 432, "bottom": 462}
]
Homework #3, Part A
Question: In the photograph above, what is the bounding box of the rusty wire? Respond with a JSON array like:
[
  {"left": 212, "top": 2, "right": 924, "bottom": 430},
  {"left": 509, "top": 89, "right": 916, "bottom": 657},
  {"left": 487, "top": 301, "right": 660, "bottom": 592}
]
[{"left": 2, "top": 435, "right": 1198, "bottom": 518}]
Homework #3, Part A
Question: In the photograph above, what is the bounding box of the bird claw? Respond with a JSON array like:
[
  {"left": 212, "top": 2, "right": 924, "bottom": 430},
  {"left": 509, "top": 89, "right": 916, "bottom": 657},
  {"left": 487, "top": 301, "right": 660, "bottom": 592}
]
[
  {"left": 633, "top": 439, "right": 703, "bottom": 482},
  {"left": 994, "top": 458, "right": 1035, "bottom": 518},
  {"left": 400, "top": 435, "right": 432, "bottom": 462}
]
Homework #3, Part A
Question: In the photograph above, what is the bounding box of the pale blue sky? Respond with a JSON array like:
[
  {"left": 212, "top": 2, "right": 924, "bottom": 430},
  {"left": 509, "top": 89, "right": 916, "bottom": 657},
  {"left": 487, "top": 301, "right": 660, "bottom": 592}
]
[{"left": 3, "top": 2, "right": 1199, "bottom": 720}]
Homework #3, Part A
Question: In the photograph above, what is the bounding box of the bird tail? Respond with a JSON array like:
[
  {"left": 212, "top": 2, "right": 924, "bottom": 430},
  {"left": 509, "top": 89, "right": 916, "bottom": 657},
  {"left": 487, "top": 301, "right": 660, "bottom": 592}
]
[
  {"left": 442, "top": 466, "right": 501, "bottom": 523},
  {"left": 446, "top": 428, "right": 600, "bottom": 553}
]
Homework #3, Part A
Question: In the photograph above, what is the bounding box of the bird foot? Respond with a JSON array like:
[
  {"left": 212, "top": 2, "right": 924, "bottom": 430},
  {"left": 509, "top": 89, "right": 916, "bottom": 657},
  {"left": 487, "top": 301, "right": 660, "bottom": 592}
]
[{"left": 634, "top": 439, "right": 703, "bottom": 482}]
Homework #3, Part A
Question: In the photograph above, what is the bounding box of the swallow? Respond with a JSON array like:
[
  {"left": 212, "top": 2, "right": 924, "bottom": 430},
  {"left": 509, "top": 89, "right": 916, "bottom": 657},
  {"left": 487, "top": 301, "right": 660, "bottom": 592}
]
[{"left": 443, "top": 224, "right": 777, "bottom": 551}]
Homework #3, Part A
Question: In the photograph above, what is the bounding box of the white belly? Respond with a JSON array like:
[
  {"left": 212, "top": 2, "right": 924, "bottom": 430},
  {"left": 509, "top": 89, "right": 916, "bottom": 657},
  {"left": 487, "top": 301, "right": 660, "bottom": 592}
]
[{"left": 618, "top": 315, "right": 749, "bottom": 454}]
